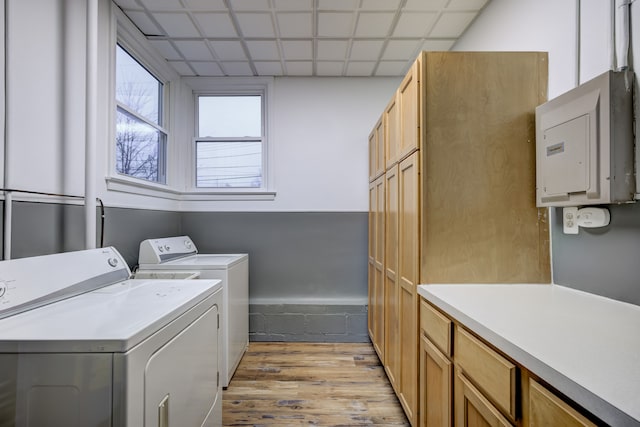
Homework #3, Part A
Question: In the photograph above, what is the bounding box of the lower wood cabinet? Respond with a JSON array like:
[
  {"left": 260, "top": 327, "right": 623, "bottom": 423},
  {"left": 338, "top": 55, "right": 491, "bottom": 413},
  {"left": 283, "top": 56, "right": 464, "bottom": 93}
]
[
  {"left": 420, "top": 334, "right": 452, "bottom": 427},
  {"left": 419, "top": 297, "right": 604, "bottom": 427},
  {"left": 455, "top": 370, "right": 513, "bottom": 427},
  {"left": 529, "top": 379, "right": 596, "bottom": 427}
]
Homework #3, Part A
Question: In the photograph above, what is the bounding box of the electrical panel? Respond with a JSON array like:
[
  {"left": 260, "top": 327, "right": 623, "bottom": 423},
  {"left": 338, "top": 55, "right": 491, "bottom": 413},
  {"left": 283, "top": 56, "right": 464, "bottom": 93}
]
[{"left": 535, "top": 70, "right": 634, "bottom": 207}]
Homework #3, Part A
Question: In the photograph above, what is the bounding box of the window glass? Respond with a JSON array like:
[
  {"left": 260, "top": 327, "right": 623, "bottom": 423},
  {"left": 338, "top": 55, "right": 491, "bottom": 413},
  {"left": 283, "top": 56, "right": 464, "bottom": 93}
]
[
  {"left": 115, "top": 44, "right": 166, "bottom": 183},
  {"left": 198, "top": 96, "right": 261, "bottom": 137},
  {"left": 196, "top": 95, "right": 264, "bottom": 188}
]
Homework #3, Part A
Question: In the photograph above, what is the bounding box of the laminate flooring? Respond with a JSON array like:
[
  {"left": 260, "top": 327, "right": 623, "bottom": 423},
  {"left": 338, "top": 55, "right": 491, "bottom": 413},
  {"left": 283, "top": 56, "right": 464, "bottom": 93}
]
[{"left": 223, "top": 342, "right": 410, "bottom": 426}]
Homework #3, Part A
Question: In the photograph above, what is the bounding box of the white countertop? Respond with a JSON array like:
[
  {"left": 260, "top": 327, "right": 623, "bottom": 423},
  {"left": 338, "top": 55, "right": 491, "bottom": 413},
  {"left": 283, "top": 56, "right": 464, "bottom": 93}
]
[{"left": 417, "top": 283, "right": 640, "bottom": 427}]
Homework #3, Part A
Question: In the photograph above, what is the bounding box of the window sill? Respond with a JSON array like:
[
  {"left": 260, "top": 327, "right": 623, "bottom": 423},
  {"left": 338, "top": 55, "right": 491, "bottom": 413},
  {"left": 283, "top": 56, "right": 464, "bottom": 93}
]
[{"left": 105, "top": 176, "right": 276, "bottom": 201}]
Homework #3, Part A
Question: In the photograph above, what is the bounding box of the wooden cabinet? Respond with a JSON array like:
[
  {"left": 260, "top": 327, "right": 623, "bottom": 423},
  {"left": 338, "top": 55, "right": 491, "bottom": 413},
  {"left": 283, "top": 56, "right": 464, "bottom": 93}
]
[
  {"left": 398, "top": 58, "right": 420, "bottom": 161},
  {"left": 368, "top": 175, "right": 385, "bottom": 359},
  {"left": 419, "top": 297, "right": 604, "bottom": 427},
  {"left": 398, "top": 151, "right": 420, "bottom": 425},
  {"left": 529, "top": 379, "right": 596, "bottom": 427},
  {"left": 369, "top": 51, "right": 551, "bottom": 426},
  {"left": 419, "top": 299, "right": 453, "bottom": 427},
  {"left": 385, "top": 92, "right": 400, "bottom": 169},
  {"left": 384, "top": 164, "right": 400, "bottom": 390},
  {"left": 368, "top": 116, "right": 385, "bottom": 182},
  {"left": 455, "top": 370, "right": 513, "bottom": 427}
]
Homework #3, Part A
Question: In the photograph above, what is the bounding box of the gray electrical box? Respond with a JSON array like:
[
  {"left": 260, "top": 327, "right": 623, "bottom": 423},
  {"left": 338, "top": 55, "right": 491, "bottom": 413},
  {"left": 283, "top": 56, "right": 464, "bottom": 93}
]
[{"left": 535, "top": 70, "right": 634, "bottom": 207}]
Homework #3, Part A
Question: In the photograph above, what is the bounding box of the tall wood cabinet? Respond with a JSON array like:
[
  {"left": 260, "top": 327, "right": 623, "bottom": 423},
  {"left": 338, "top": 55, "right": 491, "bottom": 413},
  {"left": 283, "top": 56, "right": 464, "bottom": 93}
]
[{"left": 368, "top": 51, "right": 550, "bottom": 426}]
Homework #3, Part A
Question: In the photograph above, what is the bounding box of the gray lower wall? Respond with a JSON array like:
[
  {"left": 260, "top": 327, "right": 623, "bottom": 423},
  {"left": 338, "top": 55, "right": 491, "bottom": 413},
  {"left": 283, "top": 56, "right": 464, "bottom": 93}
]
[
  {"left": 2, "top": 203, "right": 370, "bottom": 341},
  {"left": 551, "top": 203, "right": 640, "bottom": 306}
]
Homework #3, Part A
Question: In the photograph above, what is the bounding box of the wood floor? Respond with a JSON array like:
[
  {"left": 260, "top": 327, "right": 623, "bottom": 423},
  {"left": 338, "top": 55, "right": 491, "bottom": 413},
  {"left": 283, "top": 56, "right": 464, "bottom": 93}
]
[{"left": 223, "top": 342, "right": 410, "bottom": 426}]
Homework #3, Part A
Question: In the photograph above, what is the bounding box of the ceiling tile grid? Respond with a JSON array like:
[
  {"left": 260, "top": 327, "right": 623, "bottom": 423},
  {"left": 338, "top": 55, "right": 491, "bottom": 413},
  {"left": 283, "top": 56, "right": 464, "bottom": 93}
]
[{"left": 113, "top": 0, "right": 490, "bottom": 77}]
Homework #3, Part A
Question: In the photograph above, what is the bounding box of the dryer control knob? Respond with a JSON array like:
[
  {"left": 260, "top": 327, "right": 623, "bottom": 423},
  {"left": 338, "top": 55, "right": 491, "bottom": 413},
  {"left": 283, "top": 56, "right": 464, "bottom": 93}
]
[
  {"left": 158, "top": 245, "right": 164, "bottom": 252},
  {"left": 164, "top": 245, "right": 171, "bottom": 251},
  {"left": 0, "top": 282, "right": 7, "bottom": 298},
  {"left": 184, "top": 240, "right": 192, "bottom": 249},
  {"left": 108, "top": 258, "right": 119, "bottom": 268}
]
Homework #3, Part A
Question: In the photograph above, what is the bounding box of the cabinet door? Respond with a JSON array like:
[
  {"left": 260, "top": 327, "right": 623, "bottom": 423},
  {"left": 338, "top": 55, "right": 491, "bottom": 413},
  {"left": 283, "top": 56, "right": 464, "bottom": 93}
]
[
  {"left": 368, "top": 179, "right": 376, "bottom": 338},
  {"left": 529, "top": 379, "right": 596, "bottom": 427},
  {"left": 384, "top": 165, "right": 400, "bottom": 390},
  {"left": 375, "top": 116, "right": 385, "bottom": 177},
  {"left": 368, "top": 126, "right": 376, "bottom": 182},
  {"left": 455, "top": 370, "right": 512, "bottom": 427},
  {"left": 398, "top": 56, "right": 420, "bottom": 161},
  {"left": 373, "top": 175, "right": 385, "bottom": 358},
  {"left": 420, "top": 335, "right": 452, "bottom": 427},
  {"left": 385, "top": 93, "right": 400, "bottom": 169},
  {"left": 398, "top": 152, "right": 420, "bottom": 425}
]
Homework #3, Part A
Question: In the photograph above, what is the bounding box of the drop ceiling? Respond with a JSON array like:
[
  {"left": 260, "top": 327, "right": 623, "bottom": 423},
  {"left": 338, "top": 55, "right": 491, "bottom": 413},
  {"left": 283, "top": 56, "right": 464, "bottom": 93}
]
[{"left": 112, "top": 0, "right": 490, "bottom": 77}]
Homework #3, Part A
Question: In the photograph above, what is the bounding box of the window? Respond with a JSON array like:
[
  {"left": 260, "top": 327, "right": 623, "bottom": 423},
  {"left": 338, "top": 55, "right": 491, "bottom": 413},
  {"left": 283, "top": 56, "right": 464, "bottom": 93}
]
[
  {"left": 115, "top": 44, "right": 166, "bottom": 183},
  {"left": 195, "top": 94, "right": 264, "bottom": 188}
]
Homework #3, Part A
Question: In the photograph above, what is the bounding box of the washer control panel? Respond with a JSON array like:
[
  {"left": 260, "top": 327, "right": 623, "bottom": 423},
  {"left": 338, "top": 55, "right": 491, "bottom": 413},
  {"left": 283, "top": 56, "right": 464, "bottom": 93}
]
[
  {"left": 138, "top": 236, "right": 199, "bottom": 264},
  {"left": 0, "top": 247, "right": 131, "bottom": 320}
]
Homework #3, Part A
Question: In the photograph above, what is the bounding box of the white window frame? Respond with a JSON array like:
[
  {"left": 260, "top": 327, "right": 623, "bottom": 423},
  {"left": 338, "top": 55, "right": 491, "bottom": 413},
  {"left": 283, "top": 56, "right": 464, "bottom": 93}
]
[
  {"left": 184, "top": 77, "right": 275, "bottom": 200},
  {"left": 106, "top": 7, "right": 180, "bottom": 199}
]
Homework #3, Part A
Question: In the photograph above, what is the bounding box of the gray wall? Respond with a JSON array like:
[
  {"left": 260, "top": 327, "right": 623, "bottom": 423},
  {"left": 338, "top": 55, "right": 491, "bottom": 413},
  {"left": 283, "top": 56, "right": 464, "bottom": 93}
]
[
  {"left": 180, "top": 212, "right": 368, "bottom": 303},
  {"left": 551, "top": 203, "right": 640, "bottom": 306},
  {"left": 2, "top": 203, "right": 370, "bottom": 341}
]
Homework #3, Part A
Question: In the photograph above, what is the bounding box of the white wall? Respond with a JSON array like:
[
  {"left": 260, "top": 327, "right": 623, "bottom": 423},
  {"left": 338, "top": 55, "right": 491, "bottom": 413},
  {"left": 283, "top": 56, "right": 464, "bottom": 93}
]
[
  {"left": 180, "top": 76, "right": 399, "bottom": 212},
  {"left": 455, "top": 0, "right": 635, "bottom": 96},
  {"left": 5, "top": 0, "right": 87, "bottom": 197}
]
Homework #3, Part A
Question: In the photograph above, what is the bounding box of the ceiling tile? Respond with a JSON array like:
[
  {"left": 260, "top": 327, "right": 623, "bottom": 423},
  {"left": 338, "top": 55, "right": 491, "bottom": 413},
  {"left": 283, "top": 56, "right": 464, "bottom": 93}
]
[
  {"left": 139, "top": 0, "right": 184, "bottom": 11},
  {"left": 235, "top": 13, "right": 276, "bottom": 37},
  {"left": 276, "top": 13, "right": 313, "bottom": 38},
  {"left": 393, "top": 12, "right": 438, "bottom": 37},
  {"left": 274, "top": 0, "right": 313, "bottom": 10},
  {"left": 316, "top": 61, "right": 344, "bottom": 75},
  {"left": 375, "top": 61, "right": 409, "bottom": 76},
  {"left": 355, "top": 12, "right": 395, "bottom": 37},
  {"left": 168, "top": 61, "right": 196, "bottom": 75},
  {"left": 382, "top": 39, "right": 421, "bottom": 60},
  {"left": 254, "top": 62, "right": 284, "bottom": 75},
  {"left": 148, "top": 40, "right": 182, "bottom": 60},
  {"left": 173, "top": 40, "right": 213, "bottom": 60},
  {"left": 191, "top": 62, "right": 224, "bottom": 76},
  {"left": 183, "top": 0, "right": 226, "bottom": 10},
  {"left": 193, "top": 13, "right": 237, "bottom": 37},
  {"left": 125, "top": 11, "right": 164, "bottom": 36},
  {"left": 360, "top": 0, "right": 402, "bottom": 11},
  {"left": 447, "top": 0, "right": 489, "bottom": 11},
  {"left": 221, "top": 62, "right": 254, "bottom": 76},
  {"left": 429, "top": 11, "right": 476, "bottom": 37},
  {"left": 317, "top": 40, "right": 349, "bottom": 60},
  {"left": 420, "top": 39, "right": 456, "bottom": 51},
  {"left": 281, "top": 40, "right": 313, "bottom": 60},
  {"left": 318, "top": 12, "right": 354, "bottom": 37},
  {"left": 231, "top": 0, "right": 270, "bottom": 11},
  {"left": 318, "top": 0, "right": 358, "bottom": 10},
  {"left": 403, "top": 0, "right": 448, "bottom": 11},
  {"left": 246, "top": 40, "right": 280, "bottom": 61},
  {"left": 285, "top": 61, "right": 313, "bottom": 75},
  {"left": 211, "top": 40, "right": 247, "bottom": 60},
  {"left": 153, "top": 12, "right": 201, "bottom": 37},
  {"left": 346, "top": 61, "right": 376, "bottom": 76},
  {"left": 349, "top": 40, "right": 384, "bottom": 60}
]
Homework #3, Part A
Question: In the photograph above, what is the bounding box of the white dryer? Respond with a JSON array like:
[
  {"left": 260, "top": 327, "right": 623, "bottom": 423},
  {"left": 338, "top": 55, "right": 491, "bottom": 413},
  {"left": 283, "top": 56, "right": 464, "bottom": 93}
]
[
  {"left": 137, "top": 236, "right": 248, "bottom": 388},
  {"left": 0, "top": 247, "right": 223, "bottom": 427}
]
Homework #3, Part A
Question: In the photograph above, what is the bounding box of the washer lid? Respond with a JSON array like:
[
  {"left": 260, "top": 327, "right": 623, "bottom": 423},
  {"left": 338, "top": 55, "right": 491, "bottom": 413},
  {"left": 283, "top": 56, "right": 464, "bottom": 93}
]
[
  {"left": 0, "top": 278, "right": 222, "bottom": 353},
  {"left": 140, "top": 253, "right": 248, "bottom": 270}
]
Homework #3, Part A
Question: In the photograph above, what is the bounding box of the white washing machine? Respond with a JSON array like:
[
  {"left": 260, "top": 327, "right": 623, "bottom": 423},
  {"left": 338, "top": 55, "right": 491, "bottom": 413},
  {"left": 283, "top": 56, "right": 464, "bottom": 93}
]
[
  {"left": 0, "top": 247, "right": 223, "bottom": 427},
  {"left": 137, "top": 236, "right": 248, "bottom": 388}
]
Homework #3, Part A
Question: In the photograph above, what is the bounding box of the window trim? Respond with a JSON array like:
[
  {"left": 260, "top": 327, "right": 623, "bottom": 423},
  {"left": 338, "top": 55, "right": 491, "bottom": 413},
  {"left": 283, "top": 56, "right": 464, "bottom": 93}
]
[
  {"left": 107, "top": 7, "right": 177, "bottom": 196},
  {"left": 185, "top": 77, "right": 275, "bottom": 196}
]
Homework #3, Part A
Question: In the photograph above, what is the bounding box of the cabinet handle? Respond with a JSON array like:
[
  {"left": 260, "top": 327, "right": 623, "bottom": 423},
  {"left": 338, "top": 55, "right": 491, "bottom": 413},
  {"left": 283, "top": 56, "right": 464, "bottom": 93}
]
[{"left": 158, "top": 394, "right": 169, "bottom": 427}]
